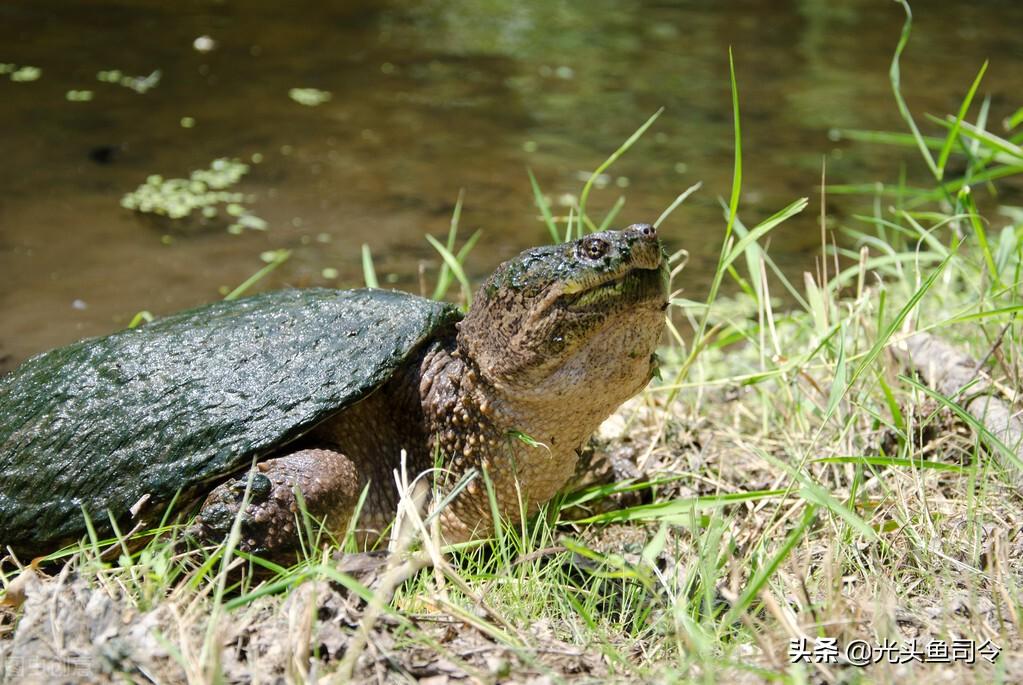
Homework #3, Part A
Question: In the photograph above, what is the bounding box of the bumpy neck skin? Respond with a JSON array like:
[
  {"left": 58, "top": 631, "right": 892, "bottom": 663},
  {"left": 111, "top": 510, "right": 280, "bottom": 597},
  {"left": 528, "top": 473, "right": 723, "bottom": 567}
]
[{"left": 416, "top": 318, "right": 657, "bottom": 541}]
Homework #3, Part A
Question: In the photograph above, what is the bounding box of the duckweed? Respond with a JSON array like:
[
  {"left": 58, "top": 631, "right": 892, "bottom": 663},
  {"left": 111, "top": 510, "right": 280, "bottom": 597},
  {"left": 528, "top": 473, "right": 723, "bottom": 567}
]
[
  {"left": 97, "top": 69, "right": 161, "bottom": 94},
  {"left": 121, "top": 158, "right": 267, "bottom": 233},
  {"left": 9, "top": 66, "right": 41, "bottom": 82},
  {"left": 288, "top": 87, "right": 331, "bottom": 106}
]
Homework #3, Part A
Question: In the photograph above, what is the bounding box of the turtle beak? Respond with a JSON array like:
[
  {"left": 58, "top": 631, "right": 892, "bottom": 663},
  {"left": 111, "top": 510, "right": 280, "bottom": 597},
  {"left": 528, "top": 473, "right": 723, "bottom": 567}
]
[{"left": 623, "top": 223, "right": 663, "bottom": 271}]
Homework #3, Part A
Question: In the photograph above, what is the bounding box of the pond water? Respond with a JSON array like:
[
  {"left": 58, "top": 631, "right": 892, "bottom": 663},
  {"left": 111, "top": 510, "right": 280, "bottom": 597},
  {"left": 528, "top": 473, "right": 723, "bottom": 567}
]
[{"left": 2, "top": 0, "right": 1022, "bottom": 369}]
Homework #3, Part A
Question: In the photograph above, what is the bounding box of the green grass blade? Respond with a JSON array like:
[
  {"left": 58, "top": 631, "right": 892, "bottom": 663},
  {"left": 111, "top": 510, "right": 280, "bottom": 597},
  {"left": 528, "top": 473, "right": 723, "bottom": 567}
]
[
  {"left": 455, "top": 228, "right": 482, "bottom": 264},
  {"left": 804, "top": 272, "right": 827, "bottom": 334},
  {"left": 832, "top": 128, "right": 945, "bottom": 151},
  {"left": 654, "top": 182, "right": 702, "bottom": 229},
  {"left": 825, "top": 324, "right": 847, "bottom": 417},
  {"left": 900, "top": 374, "right": 1023, "bottom": 472},
  {"left": 814, "top": 456, "right": 966, "bottom": 473},
  {"left": 597, "top": 195, "right": 626, "bottom": 232},
  {"left": 951, "top": 304, "right": 1023, "bottom": 323},
  {"left": 1005, "top": 106, "right": 1023, "bottom": 131},
  {"left": 527, "top": 169, "right": 560, "bottom": 243},
  {"left": 757, "top": 448, "right": 877, "bottom": 541},
  {"left": 723, "top": 198, "right": 808, "bottom": 273},
  {"left": 668, "top": 49, "right": 744, "bottom": 399},
  {"left": 876, "top": 371, "right": 906, "bottom": 440},
  {"left": 825, "top": 182, "right": 932, "bottom": 198},
  {"left": 843, "top": 252, "right": 951, "bottom": 396},
  {"left": 890, "top": 0, "right": 939, "bottom": 179},
  {"left": 937, "top": 60, "right": 988, "bottom": 178},
  {"left": 730, "top": 210, "right": 811, "bottom": 310},
  {"left": 940, "top": 163, "right": 1023, "bottom": 196},
  {"left": 724, "top": 48, "right": 743, "bottom": 253},
  {"left": 224, "top": 249, "right": 291, "bottom": 301},
  {"left": 361, "top": 243, "right": 379, "bottom": 289},
  {"left": 128, "top": 310, "right": 154, "bottom": 328},
  {"left": 425, "top": 233, "right": 474, "bottom": 307},
  {"left": 720, "top": 505, "right": 817, "bottom": 628},
  {"left": 570, "top": 489, "right": 786, "bottom": 525},
  {"left": 957, "top": 187, "right": 1000, "bottom": 287},
  {"left": 577, "top": 108, "right": 663, "bottom": 225},
  {"left": 929, "top": 115, "right": 1023, "bottom": 165},
  {"left": 431, "top": 191, "right": 465, "bottom": 299},
  {"left": 893, "top": 210, "right": 952, "bottom": 256}
]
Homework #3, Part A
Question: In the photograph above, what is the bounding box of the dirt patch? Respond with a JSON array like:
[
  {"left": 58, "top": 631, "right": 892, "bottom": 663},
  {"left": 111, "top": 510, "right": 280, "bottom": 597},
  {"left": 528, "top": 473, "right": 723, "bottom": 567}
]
[
  {"left": 0, "top": 568, "right": 181, "bottom": 683},
  {"left": 0, "top": 565, "right": 607, "bottom": 684}
]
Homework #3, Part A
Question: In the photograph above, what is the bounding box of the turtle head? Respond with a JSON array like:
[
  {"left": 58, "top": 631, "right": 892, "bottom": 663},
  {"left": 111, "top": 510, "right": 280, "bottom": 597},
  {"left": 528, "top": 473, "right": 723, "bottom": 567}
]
[{"left": 457, "top": 224, "right": 668, "bottom": 400}]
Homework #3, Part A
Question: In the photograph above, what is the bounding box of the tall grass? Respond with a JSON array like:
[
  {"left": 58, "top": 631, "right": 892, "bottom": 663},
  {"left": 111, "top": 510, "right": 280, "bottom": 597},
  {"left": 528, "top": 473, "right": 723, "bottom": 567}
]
[{"left": 3, "top": 4, "right": 1023, "bottom": 683}]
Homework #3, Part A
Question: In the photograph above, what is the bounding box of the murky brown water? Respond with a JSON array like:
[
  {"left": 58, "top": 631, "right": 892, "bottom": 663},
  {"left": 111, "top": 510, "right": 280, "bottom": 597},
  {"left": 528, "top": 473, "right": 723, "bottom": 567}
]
[{"left": 2, "top": 0, "right": 1022, "bottom": 369}]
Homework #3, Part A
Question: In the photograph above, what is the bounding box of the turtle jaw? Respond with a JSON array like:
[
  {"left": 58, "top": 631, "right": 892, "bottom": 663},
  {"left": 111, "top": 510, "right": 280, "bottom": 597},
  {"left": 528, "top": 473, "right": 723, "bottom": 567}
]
[
  {"left": 505, "top": 259, "right": 667, "bottom": 396},
  {"left": 562, "top": 263, "right": 667, "bottom": 313}
]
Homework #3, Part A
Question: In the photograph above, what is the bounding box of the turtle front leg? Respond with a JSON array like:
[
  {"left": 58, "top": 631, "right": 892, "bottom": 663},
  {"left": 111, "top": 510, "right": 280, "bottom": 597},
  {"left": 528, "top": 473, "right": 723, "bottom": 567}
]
[{"left": 193, "top": 449, "right": 362, "bottom": 554}]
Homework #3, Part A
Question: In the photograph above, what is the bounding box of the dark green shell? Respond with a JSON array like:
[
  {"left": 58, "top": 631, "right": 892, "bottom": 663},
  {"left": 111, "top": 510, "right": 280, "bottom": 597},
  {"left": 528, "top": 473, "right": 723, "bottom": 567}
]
[{"left": 0, "top": 288, "right": 460, "bottom": 550}]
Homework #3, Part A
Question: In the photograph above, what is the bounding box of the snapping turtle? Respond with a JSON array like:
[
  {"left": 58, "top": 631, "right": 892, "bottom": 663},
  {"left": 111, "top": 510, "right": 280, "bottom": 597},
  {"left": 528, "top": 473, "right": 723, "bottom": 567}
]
[{"left": 0, "top": 225, "right": 667, "bottom": 555}]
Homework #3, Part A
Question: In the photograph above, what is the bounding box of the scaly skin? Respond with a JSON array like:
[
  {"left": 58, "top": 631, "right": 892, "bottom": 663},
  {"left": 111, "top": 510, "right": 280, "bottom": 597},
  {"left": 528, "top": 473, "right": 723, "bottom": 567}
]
[{"left": 195, "top": 224, "right": 667, "bottom": 552}]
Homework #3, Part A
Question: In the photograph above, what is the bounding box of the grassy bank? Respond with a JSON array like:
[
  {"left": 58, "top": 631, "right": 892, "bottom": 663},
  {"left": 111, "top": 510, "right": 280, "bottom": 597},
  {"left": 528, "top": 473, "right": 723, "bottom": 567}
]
[{"left": 3, "top": 3, "right": 1023, "bottom": 683}]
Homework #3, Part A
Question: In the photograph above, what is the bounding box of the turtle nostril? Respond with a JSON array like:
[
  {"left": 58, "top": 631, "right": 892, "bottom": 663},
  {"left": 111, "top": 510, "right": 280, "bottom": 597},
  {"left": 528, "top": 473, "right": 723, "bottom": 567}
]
[{"left": 631, "top": 223, "right": 657, "bottom": 240}]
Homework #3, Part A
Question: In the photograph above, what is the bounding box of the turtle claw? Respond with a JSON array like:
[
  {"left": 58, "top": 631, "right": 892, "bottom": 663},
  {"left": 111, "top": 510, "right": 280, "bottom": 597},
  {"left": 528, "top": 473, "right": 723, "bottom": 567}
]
[
  {"left": 192, "top": 449, "right": 361, "bottom": 555},
  {"left": 220, "top": 472, "right": 273, "bottom": 504}
]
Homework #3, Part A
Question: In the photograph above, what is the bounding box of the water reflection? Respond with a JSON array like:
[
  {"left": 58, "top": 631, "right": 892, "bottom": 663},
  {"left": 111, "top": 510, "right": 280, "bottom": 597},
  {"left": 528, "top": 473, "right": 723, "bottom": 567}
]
[{"left": 0, "top": 0, "right": 1021, "bottom": 368}]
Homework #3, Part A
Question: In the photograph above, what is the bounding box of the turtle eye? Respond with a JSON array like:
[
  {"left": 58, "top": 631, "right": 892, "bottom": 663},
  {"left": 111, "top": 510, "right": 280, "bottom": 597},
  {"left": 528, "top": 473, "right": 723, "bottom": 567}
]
[{"left": 579, "top": 237, "right": 610, "bottom": 261}]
